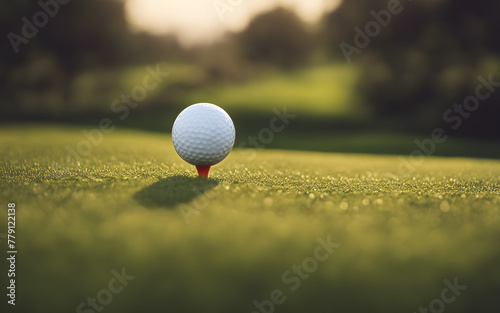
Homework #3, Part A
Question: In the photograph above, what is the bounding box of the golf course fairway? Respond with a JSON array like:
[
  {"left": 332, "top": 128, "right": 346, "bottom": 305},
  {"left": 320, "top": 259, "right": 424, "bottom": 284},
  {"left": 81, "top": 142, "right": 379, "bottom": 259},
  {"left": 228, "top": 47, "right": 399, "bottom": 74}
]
[{"left": 1, "top": 125, "right": 499, "bottom": 313}]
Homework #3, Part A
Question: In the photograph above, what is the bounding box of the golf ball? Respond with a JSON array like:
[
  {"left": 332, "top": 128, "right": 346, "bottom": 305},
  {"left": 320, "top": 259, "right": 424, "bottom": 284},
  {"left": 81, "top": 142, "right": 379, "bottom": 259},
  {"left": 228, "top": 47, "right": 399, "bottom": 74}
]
[{"left": 172, "top": 103, "right": 235, "bottom": 166}]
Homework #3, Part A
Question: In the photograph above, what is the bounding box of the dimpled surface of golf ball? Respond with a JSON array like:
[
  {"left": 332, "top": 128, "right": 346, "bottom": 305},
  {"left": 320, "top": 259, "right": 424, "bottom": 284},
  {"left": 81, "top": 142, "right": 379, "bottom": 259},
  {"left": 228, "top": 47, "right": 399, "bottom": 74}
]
[{"left": 172, "top": 103, "right": 235, "bottom": 166}]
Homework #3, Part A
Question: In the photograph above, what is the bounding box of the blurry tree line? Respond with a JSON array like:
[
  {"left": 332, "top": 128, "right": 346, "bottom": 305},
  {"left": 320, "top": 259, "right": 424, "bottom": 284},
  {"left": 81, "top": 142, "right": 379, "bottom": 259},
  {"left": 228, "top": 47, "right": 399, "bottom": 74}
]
[
  {"left": 1, "top": 0, "right": 500, "bottom": 138},
  {"left": 324, "top": 0, "right": 500, "bottom": 138},
  {"left": 0, "top": 0, "right": 185, "bottom": 118}
]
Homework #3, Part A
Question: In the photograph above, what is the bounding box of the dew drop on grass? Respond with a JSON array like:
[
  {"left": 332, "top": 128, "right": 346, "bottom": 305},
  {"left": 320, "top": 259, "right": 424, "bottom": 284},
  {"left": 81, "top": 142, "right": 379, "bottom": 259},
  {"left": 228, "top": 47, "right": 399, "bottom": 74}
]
[
  {"left": 440, "top": 200, "right": 450, "bottom": 212},
  {"left": 264, "top": 197, "right": 273, "bottom": 207},
  {"left": 340, "top": 201, "right": 349, "bottom": 210}
]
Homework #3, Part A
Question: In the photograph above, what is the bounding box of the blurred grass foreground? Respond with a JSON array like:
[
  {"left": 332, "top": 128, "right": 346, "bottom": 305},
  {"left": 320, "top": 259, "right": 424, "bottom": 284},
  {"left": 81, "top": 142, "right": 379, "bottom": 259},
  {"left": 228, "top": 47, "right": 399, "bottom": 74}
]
[{"left": 1, "top": 126, "right": 500, "bottom": 313}]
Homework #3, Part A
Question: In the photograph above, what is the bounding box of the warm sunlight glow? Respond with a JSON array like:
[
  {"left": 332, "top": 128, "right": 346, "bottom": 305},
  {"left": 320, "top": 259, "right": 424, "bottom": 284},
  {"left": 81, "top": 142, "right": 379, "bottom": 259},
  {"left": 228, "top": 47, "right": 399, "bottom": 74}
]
[{"left": 125, "top": 0, "right": 341, "bottom": 46}]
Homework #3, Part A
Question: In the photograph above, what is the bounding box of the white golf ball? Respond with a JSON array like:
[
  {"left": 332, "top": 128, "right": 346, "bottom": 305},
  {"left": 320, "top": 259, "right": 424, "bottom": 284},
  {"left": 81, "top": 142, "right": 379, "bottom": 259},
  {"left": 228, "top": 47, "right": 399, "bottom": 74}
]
[{"left": 172, "top": 103, "right": 235, "bottom": 166}]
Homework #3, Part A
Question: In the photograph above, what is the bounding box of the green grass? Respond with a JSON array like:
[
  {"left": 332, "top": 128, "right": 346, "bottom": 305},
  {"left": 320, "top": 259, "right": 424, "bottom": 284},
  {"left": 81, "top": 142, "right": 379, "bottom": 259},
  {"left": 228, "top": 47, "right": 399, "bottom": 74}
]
[
  {"left": 188, "top": 64, "right": 361, "bottom": 117},
  {"left": 1, "top": 125, "right": 499, "bottom": 313},
  {"left": 70, "top": 63, "right": 359, "bottom": 118}
]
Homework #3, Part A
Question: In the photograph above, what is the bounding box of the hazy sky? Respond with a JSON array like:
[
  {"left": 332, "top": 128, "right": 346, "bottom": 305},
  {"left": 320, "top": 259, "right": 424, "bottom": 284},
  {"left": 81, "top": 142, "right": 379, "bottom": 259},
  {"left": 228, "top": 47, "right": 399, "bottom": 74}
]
[{"left": 125, "top": 0, "right": 341, "bottom": 46}]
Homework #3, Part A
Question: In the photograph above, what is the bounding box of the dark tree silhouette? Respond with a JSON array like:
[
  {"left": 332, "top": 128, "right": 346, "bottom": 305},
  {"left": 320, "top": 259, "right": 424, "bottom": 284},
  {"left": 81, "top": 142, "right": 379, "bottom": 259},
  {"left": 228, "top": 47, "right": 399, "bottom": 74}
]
[
  {"left": 0, "top": 0, "right": 183, "bottom": 118},
  {"left": 324, "top": 0, "right": 500, "bottom": 137},
  {"left": 238, "top": 7, "right": 314, "bottom": 69}
]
